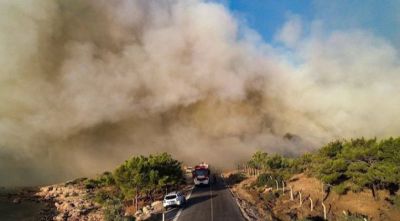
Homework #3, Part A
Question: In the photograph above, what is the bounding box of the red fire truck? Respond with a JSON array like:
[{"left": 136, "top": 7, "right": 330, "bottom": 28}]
[{"left": 192, "top": 163, "right": 210, "bottom": 186}]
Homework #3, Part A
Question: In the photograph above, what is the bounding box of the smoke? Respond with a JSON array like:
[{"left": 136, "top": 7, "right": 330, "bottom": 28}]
[{"left": 0, "top": 0, "right": 400, "bottom": 186}]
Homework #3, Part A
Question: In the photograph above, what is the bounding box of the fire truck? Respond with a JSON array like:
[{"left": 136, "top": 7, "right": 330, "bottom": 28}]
[{"left": 192, "top": 163, "right": 210, "bottom": 186}]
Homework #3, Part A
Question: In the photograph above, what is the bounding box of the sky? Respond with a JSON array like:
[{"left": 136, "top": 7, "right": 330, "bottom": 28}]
[{"left": 225, "top": 0, "right": 400, "bottom": 48}]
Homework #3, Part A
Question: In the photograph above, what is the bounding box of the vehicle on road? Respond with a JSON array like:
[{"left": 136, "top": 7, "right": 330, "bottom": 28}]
[
  {"left": 193, "top": 163, "right": 210, "bottom": 186},
  {"left": 163, "top": 191, "right": 186, "bottom": 208},
  {"left": 184, "top": 166, "right": 193, "bottom": 173}
]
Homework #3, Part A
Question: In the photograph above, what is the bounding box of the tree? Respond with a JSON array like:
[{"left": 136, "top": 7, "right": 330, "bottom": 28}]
[
  {"left": 318, "top": 159, "right": 348, "bottom": 185},
  {"left": 113, "top": 153, "right": 183, "bottom": 209},
  {"left": 248, "top": 151, "right": 269, "bottom": 170}
]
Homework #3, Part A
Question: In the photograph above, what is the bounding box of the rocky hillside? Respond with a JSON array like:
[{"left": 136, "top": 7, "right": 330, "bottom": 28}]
[{"left": 36, "top": 181, "right": 104, "bottom": 221}]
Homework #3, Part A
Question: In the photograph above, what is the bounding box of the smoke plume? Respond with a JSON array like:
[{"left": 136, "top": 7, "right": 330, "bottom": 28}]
[{"left": 1, "top": 0, "right": 400, "bottom": 186}]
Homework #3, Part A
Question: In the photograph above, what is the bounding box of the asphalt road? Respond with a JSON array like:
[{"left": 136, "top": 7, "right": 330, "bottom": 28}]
[{"left": 163, "top": 179, "right": 245, "bottom": 221}]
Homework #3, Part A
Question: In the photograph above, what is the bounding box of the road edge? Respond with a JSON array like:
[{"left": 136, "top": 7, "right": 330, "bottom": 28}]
[{"left": 221, "top": 176, "right": 254, "bottom": 221}]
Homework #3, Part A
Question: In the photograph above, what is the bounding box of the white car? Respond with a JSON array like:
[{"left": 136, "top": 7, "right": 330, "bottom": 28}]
[{"left": 163, "top": 191, "right": 186, "bottom": 208}]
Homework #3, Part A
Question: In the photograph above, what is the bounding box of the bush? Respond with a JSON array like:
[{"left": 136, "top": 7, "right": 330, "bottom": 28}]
[
  {"left": 333, "top": 183, "right": 348, "bottom": 195},
  {"left": 98, "top": 172, "right": 116, "bottom": 186},
  {"left": 227, "top": 172, "right": 246, "bottom": 184},
  {"left": 103, "top": 199, "right": 124, "bottom": 221},
  {"left": 263, "top": 191, "right": 278, "bottom": 205},
  {"left": 256, "top": 173, "right": 269, "bottom": 187},
  {"left": 84, "top": 179, "right": 101, "bottom": 189},
  {"left": 389, "top": 195, "right": 400, "bottom": 210},
  {"left": 94, "top": 189, "right": 113, "bottom": 204}
]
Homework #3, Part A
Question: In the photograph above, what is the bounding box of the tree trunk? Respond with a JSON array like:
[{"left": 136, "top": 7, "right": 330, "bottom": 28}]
[
  {"left": 135, "top": 194, "right": 138, "bottom": 211},
  {"left": 371, "top": 184, "right": 379, "bottom": 200},
  {"left": 135, "top": 186, "right": 139, "bottom": 211}
]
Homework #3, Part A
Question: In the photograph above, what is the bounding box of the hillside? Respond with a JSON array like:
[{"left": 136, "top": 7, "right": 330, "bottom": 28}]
[{"left": 228, "top": 137, "right": 400, "bottom": 221}]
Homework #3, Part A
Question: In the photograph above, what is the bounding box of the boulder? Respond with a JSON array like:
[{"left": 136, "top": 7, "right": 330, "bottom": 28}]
[
  {"left": 151, "top": 201, "right": 163, "bottom": 212},
  {"left": 151, "top": 201, "right": 162, "bottom": 208},
  {"left": 142, "top": 206, "right": 151, "bottom": 214}
]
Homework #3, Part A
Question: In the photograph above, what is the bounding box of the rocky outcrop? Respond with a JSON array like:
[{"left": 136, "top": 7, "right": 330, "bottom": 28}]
[
  {"left": 134, "top": 200, "right": 164, "bottom": 221},
  {"left": 36, "top": 183, "right": 104, "bottom": 221}
]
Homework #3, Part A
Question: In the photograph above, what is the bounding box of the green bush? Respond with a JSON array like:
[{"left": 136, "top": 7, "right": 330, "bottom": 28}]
[
  {"left": 333, "top": 183, "right": 348, "bottom": 195},
  {"left": 94, "top": 189, "right": 113, "bottom": 205},
  {"left": 103, "top": 199, "right": 124, "bottom": 221},
  {"left": 84, "top": 179, "right": 101, "bottom": 189},
  {"left": 98, "top": 172, "right": 116, "bottom": 186},
  {"left": 227, "top": 172, "right": 246, "bottom": 184},
  {"left": 255, "top": 172, "right": 285, "bottom": 188},
  {"left": 256, "top": 173, "right": 269, "bottom": 187},
  {"left": 389, "top": 195, "right": 400, "bottom": 210}
]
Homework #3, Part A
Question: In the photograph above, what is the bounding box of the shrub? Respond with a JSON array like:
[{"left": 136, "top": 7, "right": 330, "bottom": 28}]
[
  {"left": 256, "top": 173, "right": 269, "bottom": 187},
  {"left": 255, "top": 173, "right": 285, "bottom": 188},
  {"left": 263, "top": 191, "right": 278, "bottom": 205},
  {"left": 98, "top": 172, "right": 116, "bottom": 186},
  {"left": 94, "top": 189, "right": 113, "bottom": 205},
  {"left": 84, "top": 179, "right": 101, "bottom": 189},
  {"left": 333, "top": 183, "right": 348, "bottom": 195},
  {"left": 388, "top": 195, "right": 400, "bottom": 210},
  {"left": 104, "top": 199, "right": 124, "bottom": 221},
  {"left": 227, "top": 172, "right": 246, "bottom": 185}
]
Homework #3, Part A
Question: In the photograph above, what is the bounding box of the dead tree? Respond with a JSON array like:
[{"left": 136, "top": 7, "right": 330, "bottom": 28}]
[
  {"left": 309, "top": 197, "right": 313, "bottom": 211},
  {"left": 282, "top": 181, "right": 285, "bottom": 195},
  {"left": 275, "top": 180, "right": 279, "bottom": 190}
]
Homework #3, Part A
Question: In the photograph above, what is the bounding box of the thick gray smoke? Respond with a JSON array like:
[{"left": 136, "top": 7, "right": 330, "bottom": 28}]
[{"left": 1, "top": 0, "right": 400, "bottom": 186}]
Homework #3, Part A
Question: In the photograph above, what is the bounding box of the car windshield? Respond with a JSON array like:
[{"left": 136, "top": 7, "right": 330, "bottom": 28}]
[
  {"left": 165, "top": 195, "right": 176, "bottom": 200},
  {"left": 194, "top": 169, "right": 208, "bottom": 176}
]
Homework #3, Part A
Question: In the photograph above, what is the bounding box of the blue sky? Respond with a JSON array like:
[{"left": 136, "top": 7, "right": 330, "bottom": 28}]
[{"left": 221, "top": 0, "right": 400, "bottom": 48}]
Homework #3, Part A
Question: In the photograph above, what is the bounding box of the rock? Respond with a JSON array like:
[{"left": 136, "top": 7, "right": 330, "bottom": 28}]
[
  {"left": 151, "top": 201, "right": 162, "bottom": 208},
  {"left": 151, "top": 201, "right": 164, "bottom": 213},
  {"left": 142, "top": 206, "right": 151, "bottom": 214}
]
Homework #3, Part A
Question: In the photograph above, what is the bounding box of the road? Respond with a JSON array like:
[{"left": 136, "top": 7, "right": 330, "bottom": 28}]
[{"left": 163, "top": 179, "right": 245, "bottom": 221}]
